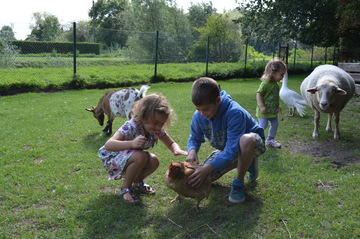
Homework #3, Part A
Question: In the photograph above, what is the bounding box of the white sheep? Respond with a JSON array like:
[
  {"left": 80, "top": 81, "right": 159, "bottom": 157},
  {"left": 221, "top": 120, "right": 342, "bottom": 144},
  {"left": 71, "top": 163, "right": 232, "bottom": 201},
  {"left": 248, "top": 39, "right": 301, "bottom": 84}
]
[{"left": 300, "top": 65, "right": 355, "bottom": 139}]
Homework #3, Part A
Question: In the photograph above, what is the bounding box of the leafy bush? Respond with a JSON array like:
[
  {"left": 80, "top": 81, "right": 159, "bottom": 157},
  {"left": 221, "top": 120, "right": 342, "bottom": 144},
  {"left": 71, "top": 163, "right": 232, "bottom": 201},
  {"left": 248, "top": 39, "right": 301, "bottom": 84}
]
[{"left": 0, "top": 38, "right": 19, "bottom": 68}]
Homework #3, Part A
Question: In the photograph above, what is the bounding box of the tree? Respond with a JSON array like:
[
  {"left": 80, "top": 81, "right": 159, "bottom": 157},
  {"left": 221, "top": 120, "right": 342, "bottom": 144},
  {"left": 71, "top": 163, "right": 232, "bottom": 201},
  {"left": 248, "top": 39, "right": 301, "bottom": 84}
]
[
  {"left": 187, "top": 1, "right": 216, "bottom": 38},
  {"left": 28, "top": 12, "right": 62, "bottom": 41},
  {"left": 191, "top": 12, "right": 243, "bottom": 62},
  {"left": 335, "top": 0, "right": 360, "bottom": 50},
  {"left": 0, "top": 36, "right": 19, "bottom": 68},
  {"left": 237, "top": 0, "right": 346, "bottom": 48},
  {"left": 238, "top": 0, "right": 360, "bottom": 51},
  {"left": 59, "top": 21, "right": 94, "bottom": 43},
  {"left": 89, "top": 0, "right": 130, "bottom": 47},
  {"left": 0, "top": 25, "right": 16, "bottom": 40},
  {"left": 125, "top": 0, "right": 194, "bottom": 63}
]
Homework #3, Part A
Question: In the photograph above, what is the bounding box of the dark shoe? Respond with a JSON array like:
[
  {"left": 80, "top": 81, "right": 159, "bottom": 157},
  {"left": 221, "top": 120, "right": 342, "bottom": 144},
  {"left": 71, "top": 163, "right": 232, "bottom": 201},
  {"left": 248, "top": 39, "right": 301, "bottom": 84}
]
[
  {"left": 133, "top": 181, "right": 156, "bottom": 195},
  {"left": 120, "top": 188, "right": 140, "bottom": 204}
]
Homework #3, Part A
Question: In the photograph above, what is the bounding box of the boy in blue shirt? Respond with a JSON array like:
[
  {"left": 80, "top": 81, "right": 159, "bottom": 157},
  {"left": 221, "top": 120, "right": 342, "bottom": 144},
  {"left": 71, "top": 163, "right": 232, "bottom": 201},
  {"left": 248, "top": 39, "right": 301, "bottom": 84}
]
[{"left": 186, "top": 77, "right": 266, "bottom": 203}]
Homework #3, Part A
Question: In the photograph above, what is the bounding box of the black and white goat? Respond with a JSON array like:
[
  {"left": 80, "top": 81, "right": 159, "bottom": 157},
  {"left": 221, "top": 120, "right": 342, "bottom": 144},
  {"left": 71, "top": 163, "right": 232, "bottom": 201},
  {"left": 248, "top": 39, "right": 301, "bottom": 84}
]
[{"left": 86, "top": 85, "right": 150, "bottom": 136}]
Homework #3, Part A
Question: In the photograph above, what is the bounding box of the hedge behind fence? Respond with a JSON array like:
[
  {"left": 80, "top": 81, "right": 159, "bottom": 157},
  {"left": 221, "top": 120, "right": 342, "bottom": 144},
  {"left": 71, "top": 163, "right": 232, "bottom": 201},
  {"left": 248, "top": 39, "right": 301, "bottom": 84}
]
[{"left": 9, "top": 40, "right": 101, "bottom": 55}]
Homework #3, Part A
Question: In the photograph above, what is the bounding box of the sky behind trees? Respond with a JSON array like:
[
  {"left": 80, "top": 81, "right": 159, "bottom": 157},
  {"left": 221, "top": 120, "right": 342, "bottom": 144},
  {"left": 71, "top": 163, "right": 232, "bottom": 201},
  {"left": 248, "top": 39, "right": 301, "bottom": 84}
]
[{"left": 0, "top": 0, "right": 239, "bottom": 40}]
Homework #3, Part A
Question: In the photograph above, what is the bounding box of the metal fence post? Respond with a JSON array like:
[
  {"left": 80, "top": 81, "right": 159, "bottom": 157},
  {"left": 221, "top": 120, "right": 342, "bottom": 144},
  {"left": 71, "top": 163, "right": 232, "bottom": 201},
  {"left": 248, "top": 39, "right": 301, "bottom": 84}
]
[
  {"left": 293, "top": 41, "right": 297, "bottom": 69},
  {"left": 311, "top": 46, "right": 314, "bottom": 69},
  {"left": 73, "top": 22, "right": 76, "bottom": 75},
  {"left": 244, "top": 38, "right": 248, "bottom": 73},
  {"left": 272, "top": 41, "right": 276, "bottom": 59},
  {"left": 153, "top": 30, "right": 159, "bottom": 82},
  {"left": 325, "top": 47, "right": 328, "bottom": 64},
  {"left": 92, "top": 0, "right": 96, "bottom": 43},
  {"left": 205, "top": 36, "right": 209, "bottom": 76}
]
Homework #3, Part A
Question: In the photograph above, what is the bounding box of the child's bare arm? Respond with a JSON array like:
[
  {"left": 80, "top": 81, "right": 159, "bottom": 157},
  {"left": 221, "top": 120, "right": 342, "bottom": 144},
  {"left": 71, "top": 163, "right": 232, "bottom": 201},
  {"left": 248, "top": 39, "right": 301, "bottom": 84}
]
[
  {"left": 160, "top": 134, "right": 188, "bottom": 156},
  {"left": 104, "top": 132, "right": 146, "bottom": 151},
  {"left": 256, "top": 92, "right": 267, "bottom": 114}
]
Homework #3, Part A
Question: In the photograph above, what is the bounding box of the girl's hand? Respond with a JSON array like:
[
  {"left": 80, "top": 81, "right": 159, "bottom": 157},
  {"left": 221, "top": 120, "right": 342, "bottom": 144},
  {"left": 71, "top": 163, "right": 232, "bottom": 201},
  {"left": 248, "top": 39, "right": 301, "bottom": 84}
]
[
  {"left": 260, "top": 106, "right": 267, "bottom": 114},
  {"left": 132, "top": 135, "right": 147, "bottom": 149},
  {"left": 173, "top": 149, "right": 188, "bottom": 156}
]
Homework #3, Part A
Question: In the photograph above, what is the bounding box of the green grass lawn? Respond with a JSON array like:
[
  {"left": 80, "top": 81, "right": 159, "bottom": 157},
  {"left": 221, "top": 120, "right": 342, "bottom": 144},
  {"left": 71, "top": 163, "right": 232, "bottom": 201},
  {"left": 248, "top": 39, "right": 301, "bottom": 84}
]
[{"left": 0, "top": 76, "right": 359, "bottom": 238}]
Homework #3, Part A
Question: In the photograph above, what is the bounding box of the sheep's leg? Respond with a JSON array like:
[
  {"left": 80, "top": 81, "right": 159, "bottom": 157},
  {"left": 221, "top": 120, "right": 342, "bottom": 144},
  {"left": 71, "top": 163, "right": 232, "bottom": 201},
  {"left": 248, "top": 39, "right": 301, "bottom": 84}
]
[
  {"left": 312, "top": 110, "right": 320, "bottom": 138},
  {"left": 333, "top": 111, "right": 340, "bottom": 139},
  {"left": 326, "top": 113, "right": 333, "bottom": 133}
]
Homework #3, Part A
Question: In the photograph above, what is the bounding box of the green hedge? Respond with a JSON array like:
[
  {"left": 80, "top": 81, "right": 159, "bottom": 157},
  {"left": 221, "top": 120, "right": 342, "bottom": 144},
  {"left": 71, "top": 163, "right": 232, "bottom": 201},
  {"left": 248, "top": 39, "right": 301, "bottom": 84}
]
[{"left": 9, "top": 40, "right": 101, "bottom": 55}]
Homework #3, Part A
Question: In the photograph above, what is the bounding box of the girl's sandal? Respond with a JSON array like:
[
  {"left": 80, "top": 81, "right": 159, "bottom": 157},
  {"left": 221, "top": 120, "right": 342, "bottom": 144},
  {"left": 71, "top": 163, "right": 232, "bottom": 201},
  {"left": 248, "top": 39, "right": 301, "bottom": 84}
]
[
  {"left": 120, "top": 188, "right": 140, "bottom": 205},
  {"left": 133, "top": 181, "right": 156, "bottom": 195}
]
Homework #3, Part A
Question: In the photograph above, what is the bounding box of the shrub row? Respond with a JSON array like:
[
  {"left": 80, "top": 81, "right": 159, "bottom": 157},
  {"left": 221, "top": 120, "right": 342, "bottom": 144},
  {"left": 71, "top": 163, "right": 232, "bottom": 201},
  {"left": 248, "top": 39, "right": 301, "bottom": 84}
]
[
  {"left": 9, "top": 41, "right": 101, "bottom": 55},
  {"left": 0, "top": 61, "right": 318, "bottom": 96}
]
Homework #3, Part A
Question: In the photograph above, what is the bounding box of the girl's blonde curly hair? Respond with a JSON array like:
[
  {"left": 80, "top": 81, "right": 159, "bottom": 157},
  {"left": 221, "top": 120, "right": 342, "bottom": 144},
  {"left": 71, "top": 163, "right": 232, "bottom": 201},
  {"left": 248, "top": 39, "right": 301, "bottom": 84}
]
[
  {"left": 131, "top": 94, "right": 174, "bottom": 128},
  {"left": 261, "top": 58, "right": 287, "bottom": 82}
]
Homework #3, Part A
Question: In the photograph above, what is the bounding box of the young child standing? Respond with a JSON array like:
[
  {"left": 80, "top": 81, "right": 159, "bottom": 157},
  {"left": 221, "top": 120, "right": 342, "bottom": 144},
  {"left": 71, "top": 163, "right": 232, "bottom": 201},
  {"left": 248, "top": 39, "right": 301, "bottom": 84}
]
[
  {"left": 98, "top": 94, "right": 188, "bottom": 204},
  {"left": 256, "top": 59, "right": 287, "bottom": 148},
  {"left": 186, "top": 77, "right": 266, "bottom": 203}
]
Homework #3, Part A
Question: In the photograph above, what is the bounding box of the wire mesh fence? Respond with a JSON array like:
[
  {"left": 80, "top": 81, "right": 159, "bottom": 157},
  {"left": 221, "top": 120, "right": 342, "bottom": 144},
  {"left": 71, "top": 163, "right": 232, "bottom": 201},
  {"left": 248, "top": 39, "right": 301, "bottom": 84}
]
[{"left": 0, "top": 21, "right": 342, "bottom": 95}]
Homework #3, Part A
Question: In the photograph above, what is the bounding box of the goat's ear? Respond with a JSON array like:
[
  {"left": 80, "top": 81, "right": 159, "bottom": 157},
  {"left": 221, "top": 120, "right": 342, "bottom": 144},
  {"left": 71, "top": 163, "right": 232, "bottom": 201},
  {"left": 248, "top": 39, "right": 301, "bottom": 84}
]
[
  {"left": 335, "top": 87, "right": 347, "bottom": 95},
  {"left": 307, "top": 87, "right": 318, "bottom": 94}
]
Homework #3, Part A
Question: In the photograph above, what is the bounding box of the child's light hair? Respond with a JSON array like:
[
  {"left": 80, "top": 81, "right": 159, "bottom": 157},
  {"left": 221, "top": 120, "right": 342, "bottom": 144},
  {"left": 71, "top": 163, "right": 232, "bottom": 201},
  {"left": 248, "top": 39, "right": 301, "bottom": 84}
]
[
  {"left": 261, "top": 58, "right": 287, "bottom": 82},
  {"left": 131, "top": 94, "right": 174, "bottom": 127}
]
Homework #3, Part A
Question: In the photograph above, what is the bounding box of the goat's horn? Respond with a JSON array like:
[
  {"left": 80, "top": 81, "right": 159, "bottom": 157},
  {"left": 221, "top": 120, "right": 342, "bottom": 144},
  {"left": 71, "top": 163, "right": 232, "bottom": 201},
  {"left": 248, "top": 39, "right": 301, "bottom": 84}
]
[{"left": 86, "top": 107, "right": 94, "bottom": 112}]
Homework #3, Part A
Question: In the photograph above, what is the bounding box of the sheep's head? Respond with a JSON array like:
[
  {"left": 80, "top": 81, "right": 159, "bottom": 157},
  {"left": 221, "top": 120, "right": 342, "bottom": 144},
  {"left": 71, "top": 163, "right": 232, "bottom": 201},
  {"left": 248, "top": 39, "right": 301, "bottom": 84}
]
[
  {"left": 86, "top": 107, "right": 105, "bottom": 126},
  {"left": 307, "top": 81, "right": 347, "bottom": 110}
]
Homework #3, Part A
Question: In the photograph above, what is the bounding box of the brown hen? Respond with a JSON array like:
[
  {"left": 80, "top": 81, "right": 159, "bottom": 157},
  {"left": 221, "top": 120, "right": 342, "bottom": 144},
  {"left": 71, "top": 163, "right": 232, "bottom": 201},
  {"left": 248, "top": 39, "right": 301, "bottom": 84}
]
[{"left": 164, "top": 161, "right": 211, "bottom": 208}]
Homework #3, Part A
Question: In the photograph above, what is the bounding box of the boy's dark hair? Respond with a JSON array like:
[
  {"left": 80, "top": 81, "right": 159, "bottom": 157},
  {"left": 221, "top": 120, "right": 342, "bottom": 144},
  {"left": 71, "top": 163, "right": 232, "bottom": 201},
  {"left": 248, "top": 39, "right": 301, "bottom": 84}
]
[{"left": 192, "top": 77, "right": 221, "bottom": 105}]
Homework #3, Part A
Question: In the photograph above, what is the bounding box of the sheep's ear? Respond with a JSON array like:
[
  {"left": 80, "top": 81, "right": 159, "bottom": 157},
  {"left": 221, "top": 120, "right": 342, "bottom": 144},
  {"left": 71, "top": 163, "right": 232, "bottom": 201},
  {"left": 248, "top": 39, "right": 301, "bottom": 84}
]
[
  {"left": 335, "top": 88, "right": 347, "bottom": 95},
  {"left": 307, "top": 87, "right": 318, "bottom": 94}
]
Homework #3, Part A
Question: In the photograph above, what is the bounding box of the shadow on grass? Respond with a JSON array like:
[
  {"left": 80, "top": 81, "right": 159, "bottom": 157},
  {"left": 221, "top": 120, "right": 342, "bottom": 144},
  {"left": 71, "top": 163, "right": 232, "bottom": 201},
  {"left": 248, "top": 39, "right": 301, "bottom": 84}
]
[
  {"left": 156, "top": 182, "right": 263, "bottom": 238},
  {"left": 82, "top": 133, "right": 109, "bottom": 151},
  {"left": 79, "top": 181, "right": 264, "bottom": 238},
  {"left": 79, "top": 193, "right": 148, "bottom": 238}
]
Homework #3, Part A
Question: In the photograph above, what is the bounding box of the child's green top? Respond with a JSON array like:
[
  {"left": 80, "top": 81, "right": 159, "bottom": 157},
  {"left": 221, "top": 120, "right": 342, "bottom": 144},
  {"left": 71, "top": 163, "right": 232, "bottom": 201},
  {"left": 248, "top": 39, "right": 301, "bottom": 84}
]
[{"left": 256, "top": 81, "right": 280, "bottom": 118}]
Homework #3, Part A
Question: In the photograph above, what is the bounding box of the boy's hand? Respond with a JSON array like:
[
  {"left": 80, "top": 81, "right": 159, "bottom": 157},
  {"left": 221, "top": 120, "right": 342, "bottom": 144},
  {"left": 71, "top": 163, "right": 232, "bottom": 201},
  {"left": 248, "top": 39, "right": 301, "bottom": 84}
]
[
  {"left": 187, "top": 164, "right": 212, "bottom": 188},
  {"left": 186, "top": 149, "right": 199, "bottom": 164}
]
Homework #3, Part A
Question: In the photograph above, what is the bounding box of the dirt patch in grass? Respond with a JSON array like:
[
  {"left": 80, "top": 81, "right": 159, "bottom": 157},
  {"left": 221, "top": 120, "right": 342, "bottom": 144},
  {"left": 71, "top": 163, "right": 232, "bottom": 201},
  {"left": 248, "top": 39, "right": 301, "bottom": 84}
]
[{"left": 283, "top": 138, "right": 360, "bottom": 168}]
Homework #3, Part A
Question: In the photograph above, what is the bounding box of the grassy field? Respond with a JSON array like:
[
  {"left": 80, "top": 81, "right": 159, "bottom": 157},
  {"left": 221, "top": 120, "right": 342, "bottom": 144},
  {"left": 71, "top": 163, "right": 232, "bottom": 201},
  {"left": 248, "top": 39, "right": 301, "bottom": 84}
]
[{"left": 1, "top": 76, "right": 359, "bottom": 238}]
